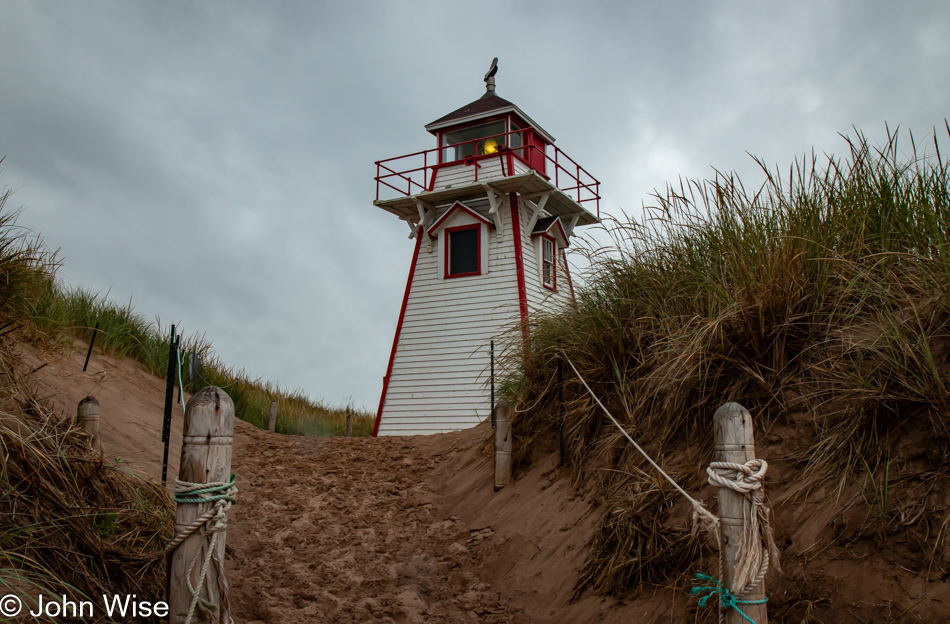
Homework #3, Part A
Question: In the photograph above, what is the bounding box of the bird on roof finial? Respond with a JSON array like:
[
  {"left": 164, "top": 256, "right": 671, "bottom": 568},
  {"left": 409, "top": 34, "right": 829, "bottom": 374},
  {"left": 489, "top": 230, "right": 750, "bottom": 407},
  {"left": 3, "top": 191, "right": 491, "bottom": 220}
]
[{"left": 484, "top": 57, "right": 498, "bottom": 96}]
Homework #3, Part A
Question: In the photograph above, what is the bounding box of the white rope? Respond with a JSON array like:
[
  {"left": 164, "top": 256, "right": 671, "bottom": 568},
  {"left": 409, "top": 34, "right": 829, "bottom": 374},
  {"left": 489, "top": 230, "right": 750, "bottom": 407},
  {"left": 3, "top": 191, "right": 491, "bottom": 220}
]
[
  {"left": 707, "top": 460, "right": 782, "bottom": 596},
  {"left": 167, "top": 478, "right": 238, "bottom": 624},
  {"left": 561, "top": 353, "right": 780, "bottom": 623},
  {"left": 561, "top": 356, "right": 721, "bottom": 537}
]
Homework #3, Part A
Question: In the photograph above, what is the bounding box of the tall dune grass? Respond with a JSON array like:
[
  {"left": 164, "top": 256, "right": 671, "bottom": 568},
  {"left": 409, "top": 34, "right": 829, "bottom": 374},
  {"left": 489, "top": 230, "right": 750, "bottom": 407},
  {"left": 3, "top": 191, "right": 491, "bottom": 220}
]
[
  {"left": 0, "top": 182, "right": 174, "bottom": 614},
  {"left": 504, "top": 127, "right": 950, "bottom": 598},
  {"left": 23, "top": 280, "right": 374, "bottom": 436}
]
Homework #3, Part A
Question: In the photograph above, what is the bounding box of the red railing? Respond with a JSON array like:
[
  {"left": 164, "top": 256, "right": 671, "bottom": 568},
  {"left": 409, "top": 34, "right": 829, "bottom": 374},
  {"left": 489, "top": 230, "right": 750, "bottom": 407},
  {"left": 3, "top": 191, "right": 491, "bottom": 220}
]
[{"left": 374, "top": 128, "right": 600, "bottom": 217}]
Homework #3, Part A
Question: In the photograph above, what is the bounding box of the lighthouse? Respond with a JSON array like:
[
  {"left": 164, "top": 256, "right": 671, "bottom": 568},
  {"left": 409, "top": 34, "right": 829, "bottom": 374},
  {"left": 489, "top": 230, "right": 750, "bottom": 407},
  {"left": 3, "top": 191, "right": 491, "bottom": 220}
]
[{"left": 372, "top": 59, "right": 600, "bottom": 436}]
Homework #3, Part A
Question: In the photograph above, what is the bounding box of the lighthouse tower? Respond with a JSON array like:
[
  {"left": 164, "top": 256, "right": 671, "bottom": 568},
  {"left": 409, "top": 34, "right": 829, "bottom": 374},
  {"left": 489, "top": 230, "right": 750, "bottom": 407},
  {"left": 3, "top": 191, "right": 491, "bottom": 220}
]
[{"left": 372, "top": 59, "right": 600, "bottom": 436}]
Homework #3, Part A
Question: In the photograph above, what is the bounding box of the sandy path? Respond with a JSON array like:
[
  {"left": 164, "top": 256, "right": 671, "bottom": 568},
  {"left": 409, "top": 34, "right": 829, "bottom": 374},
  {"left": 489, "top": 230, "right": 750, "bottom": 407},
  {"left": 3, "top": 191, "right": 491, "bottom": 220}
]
[{"left": 226, "top": 422, "right": 527, "bottom": 624}]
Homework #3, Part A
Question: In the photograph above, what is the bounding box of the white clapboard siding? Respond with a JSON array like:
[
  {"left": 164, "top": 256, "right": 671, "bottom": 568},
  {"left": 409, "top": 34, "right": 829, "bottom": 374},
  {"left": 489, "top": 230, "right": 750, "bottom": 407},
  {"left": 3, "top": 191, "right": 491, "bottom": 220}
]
[
  {"left": 379, "top": 198, "right": 521, "bottom": 436},
  {"left": 431, "top": 158, "right": 512, "bottom": 191},
  {"left": 378, "top": 185, "right": 581, "bottom": 436}
]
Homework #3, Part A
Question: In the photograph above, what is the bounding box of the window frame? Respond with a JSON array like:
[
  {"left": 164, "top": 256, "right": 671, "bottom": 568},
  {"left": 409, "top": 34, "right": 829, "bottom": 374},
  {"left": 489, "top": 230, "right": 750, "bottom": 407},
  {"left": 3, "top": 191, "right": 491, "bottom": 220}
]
[
  {"left": 439, "top": 118, "right": 508, "bottom": 164},
  {"left": 444, "top": 224, "right": 482, "bottom": 279},
  {"left": 540, "top": 234, "right": 557, "bottom": 291}
]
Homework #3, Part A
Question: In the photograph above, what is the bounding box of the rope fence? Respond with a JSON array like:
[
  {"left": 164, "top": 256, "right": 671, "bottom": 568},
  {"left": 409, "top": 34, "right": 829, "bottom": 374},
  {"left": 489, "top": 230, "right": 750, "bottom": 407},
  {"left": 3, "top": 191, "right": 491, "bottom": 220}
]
[{"left": 536, "top": 353, "right": 780, "bottom": 624}]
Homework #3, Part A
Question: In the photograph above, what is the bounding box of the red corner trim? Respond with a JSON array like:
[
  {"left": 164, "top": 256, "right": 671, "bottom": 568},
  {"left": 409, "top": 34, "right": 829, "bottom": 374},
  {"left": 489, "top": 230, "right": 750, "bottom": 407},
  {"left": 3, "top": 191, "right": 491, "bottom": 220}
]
[
  {"left": 373, "top": 227, "right": 424, "bottom": 436},
  {"left": 561, "top": 249, "right": 577, "bottom": 306},
  {"left": 510, "top": 194, "right": 529, "bottom": 342}
]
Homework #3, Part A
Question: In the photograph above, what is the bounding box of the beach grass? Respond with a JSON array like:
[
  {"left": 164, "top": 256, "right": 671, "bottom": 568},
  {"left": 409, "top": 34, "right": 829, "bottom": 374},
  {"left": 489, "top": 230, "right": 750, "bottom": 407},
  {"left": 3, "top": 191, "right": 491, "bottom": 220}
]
[
  {"left": 21, "top": 272, "right": 374, "bottom": 437},
  {"left": 503, "top": 125, "right": 950, "bottom": 597}
]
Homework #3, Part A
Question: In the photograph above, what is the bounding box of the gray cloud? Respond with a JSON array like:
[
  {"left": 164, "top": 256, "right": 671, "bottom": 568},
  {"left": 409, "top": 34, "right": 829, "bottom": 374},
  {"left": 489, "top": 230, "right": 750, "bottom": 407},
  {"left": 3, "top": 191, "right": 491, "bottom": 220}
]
[{"left": 1, "top": 1, "right": 948, "bottom": 409}]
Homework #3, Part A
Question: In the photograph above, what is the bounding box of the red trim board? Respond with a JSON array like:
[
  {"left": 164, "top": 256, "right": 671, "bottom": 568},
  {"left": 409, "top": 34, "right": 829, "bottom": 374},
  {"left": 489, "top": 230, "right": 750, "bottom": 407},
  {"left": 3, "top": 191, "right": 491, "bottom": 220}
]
[
  {"left": 510, "top": 193, "right": 530, "bottom": 342},
  {"left": 373, "top": 226, "right": 424, "bottom": 436},
  {"left": 562, "top": 249, "right": 577, "bottom": 306}
]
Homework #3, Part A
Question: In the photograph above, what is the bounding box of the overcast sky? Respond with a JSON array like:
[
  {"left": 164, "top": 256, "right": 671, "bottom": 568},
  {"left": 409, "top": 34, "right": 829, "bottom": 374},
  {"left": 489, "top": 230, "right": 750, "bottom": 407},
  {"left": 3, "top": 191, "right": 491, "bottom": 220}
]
[{"left": 1, "top": 2, "right": 948, "bottom": 410}]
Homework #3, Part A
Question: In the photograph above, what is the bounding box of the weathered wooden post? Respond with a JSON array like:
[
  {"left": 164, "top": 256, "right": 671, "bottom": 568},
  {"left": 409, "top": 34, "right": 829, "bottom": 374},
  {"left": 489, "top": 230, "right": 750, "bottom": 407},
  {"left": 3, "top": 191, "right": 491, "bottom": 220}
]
[
  {"left": 267, "top": 400, "right": 277, "bottom": 432},
  {"left": 168, "top": 386, "right": 235, "bottom": 624},
  {"left": 493, "top": 400, "right": 512, "bottom": 491},
  {"left": 345, "top": 410, "right": 353, "bottom": 437},
  {"left": 76, "top": 396, "right": 100, "bottom": 450},
  {"left": 713, "top": 402, "right": 768, "bottom": 624}
]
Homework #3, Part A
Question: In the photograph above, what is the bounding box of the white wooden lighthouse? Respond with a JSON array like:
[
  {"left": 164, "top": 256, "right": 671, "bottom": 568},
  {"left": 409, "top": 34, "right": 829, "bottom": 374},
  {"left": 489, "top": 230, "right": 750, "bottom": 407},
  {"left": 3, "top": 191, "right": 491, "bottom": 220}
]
[{"left": 372, "top": 59, "right": 600, "bottom": 436}]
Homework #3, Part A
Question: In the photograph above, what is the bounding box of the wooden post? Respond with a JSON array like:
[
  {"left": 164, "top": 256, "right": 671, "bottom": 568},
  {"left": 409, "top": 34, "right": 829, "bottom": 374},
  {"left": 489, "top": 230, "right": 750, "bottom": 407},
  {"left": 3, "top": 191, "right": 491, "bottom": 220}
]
[
  {"left": 493, "top": 400, "right": 512, "bottom": 491},
  {"left": 76, "top": 396, "right": 100, "bottom": 450},
  {"left": 169, "top": 387, "right": 234, "bottom": 624},
  {"left": 267, "top": 400, "right": 277, "bottom": 432},
  {"left": 713, "top": 402, "right": 767, "bottom": 624},
  {"left": 346, "top": 410, "right": 353, "bottom": 437}
]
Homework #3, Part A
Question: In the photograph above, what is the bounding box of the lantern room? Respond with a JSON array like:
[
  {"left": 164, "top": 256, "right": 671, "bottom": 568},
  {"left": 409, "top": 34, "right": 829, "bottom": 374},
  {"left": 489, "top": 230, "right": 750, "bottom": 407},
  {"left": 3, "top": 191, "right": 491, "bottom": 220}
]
[
  {"left": 424, "top": 65, "right": 554, "bottom": 177},
  {"left": 371, "top": 58, "right": 601, "bottom": 437}
]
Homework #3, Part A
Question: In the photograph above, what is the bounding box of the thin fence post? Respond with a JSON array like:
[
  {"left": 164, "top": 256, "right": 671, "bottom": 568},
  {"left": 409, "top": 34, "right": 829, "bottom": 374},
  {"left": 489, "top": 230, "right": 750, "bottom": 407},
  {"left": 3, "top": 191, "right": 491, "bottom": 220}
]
[
  {"left": 175, "top": 335, "right": 182, "bottom": 405},
  {"left": 346, "top": 410, "right": 353, "bottom": 437},
  {"left": 76, "top": 396, "right": 100, "bottom": 451},
  {"left": 268, "top": 400, "right": 278, "bottom": 432},
  {"left": 82, "top": 322, "right": 100, "bottom": 372},
  {"left": 493, "top": 400, "right": 512, "bottom": 491},
  {"left": 188, "top": 352, "right": 200, "bottom": 393},
  {"left": 161, "top": 325, "right": 178, "bottom": 487},
  {"left": 168, "top": 386, "right": 235, "bottom": 624},
  {"left": 713, "top": 402, "right": 768, "bottom": 624}
]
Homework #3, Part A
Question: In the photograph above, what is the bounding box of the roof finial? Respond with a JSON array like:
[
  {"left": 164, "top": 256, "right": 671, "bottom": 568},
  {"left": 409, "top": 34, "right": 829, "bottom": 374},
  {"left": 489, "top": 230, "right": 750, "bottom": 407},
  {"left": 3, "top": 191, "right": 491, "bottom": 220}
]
[{"left": 483, "top": 57, "right": 498, "bottom": 97}]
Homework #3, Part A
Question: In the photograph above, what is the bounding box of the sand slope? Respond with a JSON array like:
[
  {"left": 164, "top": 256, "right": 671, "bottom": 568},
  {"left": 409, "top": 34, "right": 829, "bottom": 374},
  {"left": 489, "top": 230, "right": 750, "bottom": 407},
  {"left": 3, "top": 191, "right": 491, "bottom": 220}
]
[{"left": 21, "top": 339, "right": 950, "bottom": 622}]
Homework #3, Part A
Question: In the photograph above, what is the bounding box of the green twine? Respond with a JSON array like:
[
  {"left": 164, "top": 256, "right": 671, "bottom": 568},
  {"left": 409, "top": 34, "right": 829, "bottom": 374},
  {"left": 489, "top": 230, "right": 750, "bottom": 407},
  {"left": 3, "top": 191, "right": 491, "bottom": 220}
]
[
  {"left": 690, "top": 573, "right": 767, "bottom": 624},
  {"left": 175, "top": 475, "right": 237, "bottom": 505}
]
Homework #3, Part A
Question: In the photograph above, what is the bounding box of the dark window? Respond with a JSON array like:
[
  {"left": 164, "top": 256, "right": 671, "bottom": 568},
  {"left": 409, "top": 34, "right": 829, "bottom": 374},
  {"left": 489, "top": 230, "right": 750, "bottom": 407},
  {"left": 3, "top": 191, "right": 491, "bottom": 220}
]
[{"left": 448, "top": 227, "right": 479, "bottom": 276}]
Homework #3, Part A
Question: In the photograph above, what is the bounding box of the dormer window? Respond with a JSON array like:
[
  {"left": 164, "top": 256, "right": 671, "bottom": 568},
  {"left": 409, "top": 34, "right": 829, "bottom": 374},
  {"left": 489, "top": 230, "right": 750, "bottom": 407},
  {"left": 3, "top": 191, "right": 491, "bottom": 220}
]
[
  {"left": 441, "top": 120, "right": 506, "bottom": 162},
  {"left": 446, "top": 225, "right": 480, "bottom": 278},
  {"left": 427, "top": 201, "right": 492, "bottom": 280},
  {"left": 532, "top": 216, "right": 569, "bottom": 291}
]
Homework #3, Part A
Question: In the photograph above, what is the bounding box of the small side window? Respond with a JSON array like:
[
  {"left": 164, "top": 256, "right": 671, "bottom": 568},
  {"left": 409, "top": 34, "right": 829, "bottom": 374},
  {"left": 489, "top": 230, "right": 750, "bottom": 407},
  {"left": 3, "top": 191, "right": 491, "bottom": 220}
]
[
  {"left": 542, "top": 237, "right": 556, "bottom": 290},
  {"left": 446, "top": 225, "right": 480, "bottom": 278}
]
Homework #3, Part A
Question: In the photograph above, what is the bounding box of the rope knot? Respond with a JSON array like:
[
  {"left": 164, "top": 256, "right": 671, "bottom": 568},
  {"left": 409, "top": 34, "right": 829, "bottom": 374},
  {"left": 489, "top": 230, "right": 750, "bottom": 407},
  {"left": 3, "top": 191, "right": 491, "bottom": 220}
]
[
  {"left": 168, "top": 475, "right": 238, "bottom": 624},
  {"left": 691, "top": 573, "right": 768, "bottom": 624},
  {"left": 706, "top": 459, "right": 781, "bottom": 596}
]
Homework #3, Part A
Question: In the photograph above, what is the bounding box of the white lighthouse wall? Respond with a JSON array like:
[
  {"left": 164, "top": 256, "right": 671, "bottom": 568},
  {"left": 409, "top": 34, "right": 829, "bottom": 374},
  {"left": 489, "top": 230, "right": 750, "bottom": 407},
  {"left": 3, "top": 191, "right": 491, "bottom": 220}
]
[
  {"left": 431, "top": 157, "right": 531, "bottom": 192},
  {"left": 378, "top": 198, "right": 521, "bottom": 435}
]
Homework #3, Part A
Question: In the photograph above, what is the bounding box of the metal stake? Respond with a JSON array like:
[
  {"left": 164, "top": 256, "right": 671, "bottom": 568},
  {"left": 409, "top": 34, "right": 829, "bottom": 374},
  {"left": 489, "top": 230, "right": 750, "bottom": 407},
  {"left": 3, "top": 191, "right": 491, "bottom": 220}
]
[
  {"left": 82, "top": 322, "right": 100, "bottom": 372},
  {"left": 161, "top": 324, "right": 178, "bottom": 487}
]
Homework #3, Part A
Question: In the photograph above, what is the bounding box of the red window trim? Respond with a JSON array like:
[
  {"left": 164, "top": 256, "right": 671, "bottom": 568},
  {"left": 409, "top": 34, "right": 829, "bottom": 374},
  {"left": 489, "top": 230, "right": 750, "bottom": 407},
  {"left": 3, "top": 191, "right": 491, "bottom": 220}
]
[
  {"left": 444, "top": 224, "right": 481, "bottom": 279},
  {"left": 540, "top": 234, "right": 557, "bottom": 291}
]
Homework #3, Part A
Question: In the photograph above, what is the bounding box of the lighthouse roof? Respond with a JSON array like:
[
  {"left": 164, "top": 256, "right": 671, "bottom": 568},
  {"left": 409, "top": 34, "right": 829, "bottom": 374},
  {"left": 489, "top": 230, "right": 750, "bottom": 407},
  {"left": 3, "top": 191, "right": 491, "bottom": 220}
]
[{"left": 424, "top": 93, "right": 556, "bottom": 144}]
